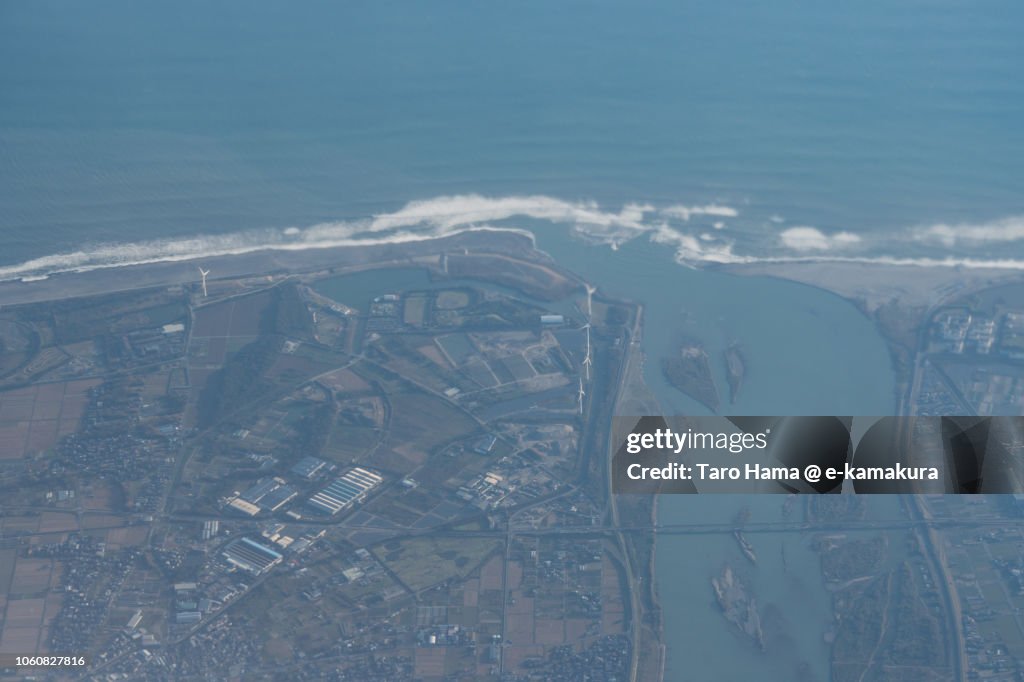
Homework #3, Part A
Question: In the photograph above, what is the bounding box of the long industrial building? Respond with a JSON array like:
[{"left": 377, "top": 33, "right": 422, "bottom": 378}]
[
  {"left": 307, "top": 467, "right": 383, "bottom": 515},
  {"left": 222, "top": 537, "right": 284, "bottom": 575}
]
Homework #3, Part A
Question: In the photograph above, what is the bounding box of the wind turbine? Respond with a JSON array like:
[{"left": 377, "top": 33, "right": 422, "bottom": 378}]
[
  {"left": 198, "top": 267, "right": 210, "bottom": 298},
  {"left": 584, "top": 283, "right": 596, "bottom": 318},
  {"left": 577, "top": 377, "right": 586, "bottom": 414},
  {"left": 581, "top": 323, "right": 592, "bottom": 381},
  {"left": 579, "top": 283, "right": 597, "bottom": 381}
]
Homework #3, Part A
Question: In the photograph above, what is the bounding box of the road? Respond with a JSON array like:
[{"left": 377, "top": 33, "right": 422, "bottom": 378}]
[
  {"left": 607, "top": 304, "right": 646, "bottom": 682},
  {"left": 910, "top": 495, "right": 968, "bottom": 682}
]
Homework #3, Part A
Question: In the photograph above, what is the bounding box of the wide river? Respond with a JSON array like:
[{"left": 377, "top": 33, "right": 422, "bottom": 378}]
[{"left": 535, "top": 229, "right": 897, "bottom": 681}]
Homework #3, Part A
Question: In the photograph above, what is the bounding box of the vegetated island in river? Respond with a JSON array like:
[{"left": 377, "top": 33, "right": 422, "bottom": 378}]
[
  {"left": 724, "top": 342, "right": 745, "bottom": 405},
  {"left": 712, "top": 564, "right": 766, "bottom": 651},
  {"left": 661, "top": 341, "right": 720, "bottom": 412}
]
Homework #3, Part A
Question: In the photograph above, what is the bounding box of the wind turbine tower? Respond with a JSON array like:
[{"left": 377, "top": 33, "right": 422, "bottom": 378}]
[
  {"left": 198, "top": 267, "right": 210, "bottom": 298},
  {"left": 581, "top": 283, "right": 596, "bottom": 380},
  {"left": 582, "top": 324, "right": 592, "bottom": 381}
]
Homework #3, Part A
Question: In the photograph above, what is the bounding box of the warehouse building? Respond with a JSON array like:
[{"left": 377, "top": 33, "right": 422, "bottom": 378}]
[
  {"left": 307, "top": 467, "right": 383, "bottom": 515},
  {"left": 291, "top": 456, "right": 327, "bottom": 480},
  {"left": 222, "top": 537, "right": 283, "bottom": 575}
]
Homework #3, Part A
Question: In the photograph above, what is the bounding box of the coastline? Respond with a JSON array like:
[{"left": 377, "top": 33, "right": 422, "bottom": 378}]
[
  {"left": 718, "top": 260, "right": 1024, "bottom": 313},
  {"left": 6, "top": 225, "right": 1023, "bottom": 316},
  {"left": 0, "top": 231, "right": 541, "bottom": 307}
]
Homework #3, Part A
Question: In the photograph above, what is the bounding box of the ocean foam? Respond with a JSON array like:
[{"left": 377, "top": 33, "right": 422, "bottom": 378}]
[
  {"left": 779, "top": 226, "right": 862, "bottom": 252},
  {"left": 2, "top": 194, "right": 1024, "bottom": 283},
  {"left": 914, "top": 215, "right": 1024, "bottom": 247}
]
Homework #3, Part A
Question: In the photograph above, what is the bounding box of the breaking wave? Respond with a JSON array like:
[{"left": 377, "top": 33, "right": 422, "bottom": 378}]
[{"left": 3, "top": 194, "right": 1024, "bottom": 282}]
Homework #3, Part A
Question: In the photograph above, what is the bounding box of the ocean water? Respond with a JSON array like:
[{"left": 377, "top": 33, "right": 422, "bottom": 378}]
[
  {"left": 1, "top": 2, "right": 1018, "bottom": 679},
  {"left": 2, "top": 0, "right": 1023, "bottom": 276}
]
